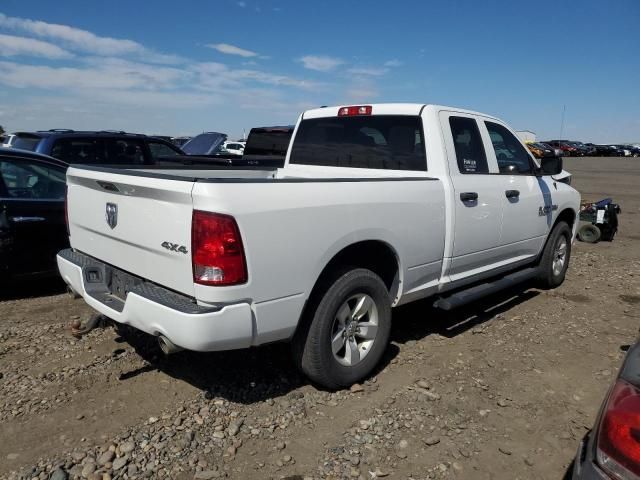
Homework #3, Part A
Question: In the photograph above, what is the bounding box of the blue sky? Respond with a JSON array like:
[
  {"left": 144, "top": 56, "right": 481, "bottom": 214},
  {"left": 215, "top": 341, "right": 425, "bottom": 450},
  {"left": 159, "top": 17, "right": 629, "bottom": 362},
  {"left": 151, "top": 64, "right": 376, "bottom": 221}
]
[{"left": 0, "top": 0, "right": 638, "bottom": 141}]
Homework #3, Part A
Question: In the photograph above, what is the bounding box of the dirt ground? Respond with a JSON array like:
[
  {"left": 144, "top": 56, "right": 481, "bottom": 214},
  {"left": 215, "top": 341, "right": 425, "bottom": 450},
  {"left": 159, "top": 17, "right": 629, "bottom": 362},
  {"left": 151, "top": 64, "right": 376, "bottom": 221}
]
[{"left": 1, "top": 157, "right": 639, "bottom": 480}]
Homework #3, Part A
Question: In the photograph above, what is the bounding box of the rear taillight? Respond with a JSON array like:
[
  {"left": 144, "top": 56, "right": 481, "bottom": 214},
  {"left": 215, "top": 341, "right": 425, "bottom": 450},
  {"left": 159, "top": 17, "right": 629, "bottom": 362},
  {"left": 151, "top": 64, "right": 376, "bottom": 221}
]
[
  {"left": 191, "top": 211, "right": 247, "bottom": 286},
  {"left": 338, "top": 105, "right": 372, "bottom": 116},
  {"left": 64, "top": 186, "right": 69, "bottom": 235},
  {"left": 597, "top": 380, "right": 640, "bottom": 479}
]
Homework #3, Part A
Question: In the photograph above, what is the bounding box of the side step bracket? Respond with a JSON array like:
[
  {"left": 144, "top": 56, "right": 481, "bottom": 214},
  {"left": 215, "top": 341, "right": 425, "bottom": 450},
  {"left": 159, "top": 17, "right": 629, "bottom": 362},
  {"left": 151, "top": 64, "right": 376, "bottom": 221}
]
[{"left": 433, "top": 267, "right": 539, "bottom": 311}]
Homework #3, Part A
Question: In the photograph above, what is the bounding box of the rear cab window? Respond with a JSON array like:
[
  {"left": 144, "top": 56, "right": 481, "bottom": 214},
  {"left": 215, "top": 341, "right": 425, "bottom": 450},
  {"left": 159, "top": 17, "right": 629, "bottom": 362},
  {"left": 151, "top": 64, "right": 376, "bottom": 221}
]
[{"left": 289, "top": 115, "right": 426, "bottom": 171}]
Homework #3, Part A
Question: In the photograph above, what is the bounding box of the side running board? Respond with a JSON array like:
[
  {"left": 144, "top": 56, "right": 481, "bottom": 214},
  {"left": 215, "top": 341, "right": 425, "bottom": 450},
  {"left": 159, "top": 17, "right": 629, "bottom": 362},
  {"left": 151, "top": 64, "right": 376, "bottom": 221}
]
[{"left": 433, "top": 267, "right": 539, "bottom": 311}]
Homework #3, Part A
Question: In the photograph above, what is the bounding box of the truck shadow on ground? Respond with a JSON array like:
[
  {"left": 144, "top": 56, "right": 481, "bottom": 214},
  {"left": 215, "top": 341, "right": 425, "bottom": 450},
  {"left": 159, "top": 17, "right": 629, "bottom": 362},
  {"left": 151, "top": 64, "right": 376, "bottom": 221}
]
[
  {"left": 117, "top": 283, "right": 541, "bottom": 404},
  {"left": 0, "top": 277, "right": 67, "bottom": 301}
]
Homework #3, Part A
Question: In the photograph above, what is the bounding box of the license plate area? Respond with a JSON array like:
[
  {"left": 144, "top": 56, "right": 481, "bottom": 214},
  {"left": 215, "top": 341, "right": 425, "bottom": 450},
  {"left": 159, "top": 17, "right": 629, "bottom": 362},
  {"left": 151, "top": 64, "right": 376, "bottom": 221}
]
[{"left": 109, "top": 268, "right": 142, "bottom": 302}]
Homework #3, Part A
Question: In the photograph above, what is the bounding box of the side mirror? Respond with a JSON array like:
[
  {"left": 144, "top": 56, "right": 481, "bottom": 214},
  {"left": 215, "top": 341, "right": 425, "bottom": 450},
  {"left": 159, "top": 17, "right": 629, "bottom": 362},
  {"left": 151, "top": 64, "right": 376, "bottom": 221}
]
[{"left": 539, "top": 156, "right": 563, "bottom": 176}]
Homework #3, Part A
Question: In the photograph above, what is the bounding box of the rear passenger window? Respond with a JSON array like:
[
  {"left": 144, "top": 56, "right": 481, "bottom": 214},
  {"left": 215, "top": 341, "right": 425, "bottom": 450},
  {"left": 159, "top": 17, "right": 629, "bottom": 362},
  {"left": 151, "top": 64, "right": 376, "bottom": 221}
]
[
  {"left": 449, "top": 117, "right": 488, "bottom": 174},
  {"left": 485, "top": 122, "right": 533, "bottom": 174},
  {"left": 50, "top": 139, "right": 104, "bottom": 164},
  {"left": 289, "top": 115, "right": 426, "bottom": 171},
  {"left": 148, "top": 141, "right": 180, "bottom": 159},
  {"left": 103, "top": 139, "right": 146, "bottom": 165}
]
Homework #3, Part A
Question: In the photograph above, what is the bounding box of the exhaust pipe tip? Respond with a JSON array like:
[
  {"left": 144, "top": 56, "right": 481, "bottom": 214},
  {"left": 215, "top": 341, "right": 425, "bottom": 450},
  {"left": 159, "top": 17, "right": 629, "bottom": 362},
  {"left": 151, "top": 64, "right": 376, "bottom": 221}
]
[{"left": 158, "top": 335, "right": 183, "bottom": 355}]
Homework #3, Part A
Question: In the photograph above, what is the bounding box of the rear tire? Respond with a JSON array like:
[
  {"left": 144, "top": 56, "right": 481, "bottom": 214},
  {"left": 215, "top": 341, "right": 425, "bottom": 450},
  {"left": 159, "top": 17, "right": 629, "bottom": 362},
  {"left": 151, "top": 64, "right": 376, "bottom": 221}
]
[
  {"left": 537, "top": 221, "right": 572, "bottom": 289},
  {"left": 292, "top": 268, "right": 391, "bottom": 390}
]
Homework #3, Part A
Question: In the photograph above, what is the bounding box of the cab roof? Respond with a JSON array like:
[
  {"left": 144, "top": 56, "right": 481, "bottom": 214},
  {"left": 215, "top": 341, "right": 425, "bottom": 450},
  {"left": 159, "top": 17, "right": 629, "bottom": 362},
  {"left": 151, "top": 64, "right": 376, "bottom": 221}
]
[{"left": 302, "top": 103, "right": 500, "bottom": 121}]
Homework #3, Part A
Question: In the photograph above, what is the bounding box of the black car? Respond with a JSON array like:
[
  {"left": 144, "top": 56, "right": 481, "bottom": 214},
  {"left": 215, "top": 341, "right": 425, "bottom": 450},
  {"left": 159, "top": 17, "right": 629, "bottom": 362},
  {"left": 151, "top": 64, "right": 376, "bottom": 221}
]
[
  {"left": 0, "top": 149, "right": 68, "bottom": 281},
  {"left": 572, "top": 340, "right": 640, "bottom": 479},
  {"left": 6, "top": 130, "right": 184, "bottom": 165},
  {"left": 591, "top": 145, "right": 617, "bottom": 156}
]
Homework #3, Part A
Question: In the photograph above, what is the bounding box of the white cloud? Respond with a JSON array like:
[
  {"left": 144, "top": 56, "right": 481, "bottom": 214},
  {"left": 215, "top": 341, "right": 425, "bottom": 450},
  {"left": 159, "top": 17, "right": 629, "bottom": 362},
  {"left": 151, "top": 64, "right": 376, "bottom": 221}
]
[
  {"left": 299, "top": 55, "right": 344, "bottom": 72},
  {"left": 0, "top": 33, "right": 73, "bottom": 59},
  {"left": 384, "top": 59, "right": 403, "bottom": 67},
  {"left": 0, "top": 13, "right": 182, "bottom": 63},
  {"left": 347, "top": 67, "right": 388, "bottom": 76},
  {"left": 207, "top": 43, "right": 258, "bottom": 57},
  {"left": 0, "top": 60, "right": 155, "bottom": 90},
  {"left": 237, "top": 1, "right": 247, "bottom": 7},
  {"left": 191, "top": 62, "right": 320, "bottom": 90}
]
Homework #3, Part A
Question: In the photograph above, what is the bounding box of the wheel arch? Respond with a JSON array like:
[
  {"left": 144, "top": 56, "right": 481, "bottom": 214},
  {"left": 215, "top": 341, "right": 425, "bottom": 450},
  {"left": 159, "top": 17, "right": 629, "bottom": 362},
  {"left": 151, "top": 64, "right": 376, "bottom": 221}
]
[
  {"left": 555, "top": 207, "right": 577, "bottom": 231},
  {"left": 293, "top": 239, "right": 401, "bottom": 340}
]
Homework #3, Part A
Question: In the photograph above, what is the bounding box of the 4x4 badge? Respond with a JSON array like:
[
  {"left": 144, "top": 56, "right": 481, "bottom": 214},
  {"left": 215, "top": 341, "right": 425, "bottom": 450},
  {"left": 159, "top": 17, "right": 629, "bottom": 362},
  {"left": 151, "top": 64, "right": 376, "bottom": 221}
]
[
  {"left": 105, "top": 203, "right": 117, "bottom": 229},
  {"left": 161, "top": 241, "right": 188, "bottom": 254}
]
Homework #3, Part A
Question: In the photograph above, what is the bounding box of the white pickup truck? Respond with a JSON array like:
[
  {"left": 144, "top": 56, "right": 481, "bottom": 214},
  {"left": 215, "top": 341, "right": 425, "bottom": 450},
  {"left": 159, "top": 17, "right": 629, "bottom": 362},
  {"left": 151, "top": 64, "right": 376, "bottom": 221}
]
[{"left": 58, "top": 103, "right": 580, "bottom": 388}]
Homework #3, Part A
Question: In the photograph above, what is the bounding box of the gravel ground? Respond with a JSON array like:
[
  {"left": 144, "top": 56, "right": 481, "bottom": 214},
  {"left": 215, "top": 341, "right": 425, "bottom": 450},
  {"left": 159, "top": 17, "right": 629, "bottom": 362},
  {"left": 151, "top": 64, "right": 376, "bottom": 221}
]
[{"left": 1, "top": 157, "right": 639, "bottom": 480}]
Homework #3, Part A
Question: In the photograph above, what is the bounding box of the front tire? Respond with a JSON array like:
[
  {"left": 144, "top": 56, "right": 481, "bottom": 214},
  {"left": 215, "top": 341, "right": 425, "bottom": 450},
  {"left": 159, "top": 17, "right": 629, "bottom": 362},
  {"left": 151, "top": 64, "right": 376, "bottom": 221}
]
[
  {"left": 292, "top": 268, "right": 392, "bottom": 389},
  {"left": 537, "top": 221, "right": 572, "bottom": 289}
]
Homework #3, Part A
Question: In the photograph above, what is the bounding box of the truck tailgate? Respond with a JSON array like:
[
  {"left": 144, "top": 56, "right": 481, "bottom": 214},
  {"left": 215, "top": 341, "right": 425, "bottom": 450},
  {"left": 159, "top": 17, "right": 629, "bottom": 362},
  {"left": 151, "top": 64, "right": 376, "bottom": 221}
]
[{"left": 66, "top": 167, "right": 195, "bottom": 297}]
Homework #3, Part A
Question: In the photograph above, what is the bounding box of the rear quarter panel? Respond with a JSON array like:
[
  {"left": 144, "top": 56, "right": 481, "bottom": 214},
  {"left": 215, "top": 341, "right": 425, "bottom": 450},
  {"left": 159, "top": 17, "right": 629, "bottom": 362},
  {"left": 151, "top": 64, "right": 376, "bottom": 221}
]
[{"left": 192, "top": 178, "right": 446, "bottom": 342}]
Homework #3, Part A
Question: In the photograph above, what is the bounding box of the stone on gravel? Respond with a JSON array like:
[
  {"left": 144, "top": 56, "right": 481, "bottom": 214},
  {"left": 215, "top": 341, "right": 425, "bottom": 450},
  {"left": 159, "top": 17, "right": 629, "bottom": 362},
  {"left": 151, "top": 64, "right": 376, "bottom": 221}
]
[
  {"left": 350, "top": 383, "right": 365, "bottom": 393},
  {"left": 81, "top": 462, "right": 96, "bottom": 478},
  {"left": 50, "top": 468, "right": 68, "bottom": 480},
  {"left": 112, "top": 455, "right": 129, "bottom": 470},
  {"left": 498, "top": 446, "right": 513, "bottom": 455},
  {"left": 423, "top": 436, "right": 441, "bottom": 446},
  {"left": 97, "top": 450, "right": 114, "bottom": 465},
  {"left": 227, "top": 419, "right": 243, "bottom": 436},
  {"left": 119, "top": 441, "right": 135, "bottom": 453},
  {"left": 416, "top": 379, "right": 430, "bottom": 389}
]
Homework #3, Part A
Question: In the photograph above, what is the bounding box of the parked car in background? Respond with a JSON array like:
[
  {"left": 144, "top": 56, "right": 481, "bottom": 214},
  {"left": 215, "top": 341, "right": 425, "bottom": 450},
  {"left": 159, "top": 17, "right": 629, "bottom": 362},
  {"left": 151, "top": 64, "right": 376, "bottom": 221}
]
[
  {"left": 168, "top": 126, "right": 294, "bottom": 168},
  {"left": 572, "top": 340, "right": 640, "bottom": 480},
  {"left": 526, "top": 142, "right": 555, "bottom": 158},
  {"left": 3, "top": 130, "right": 183, "bottom": 165},
  {"left": 545, "top": 140, "right": 580, "bottom": 157},
  {"left": 242, "top": 126, "right": 294, "bottom": 165},
  {"left": 591, "top": 145, "right": 617, "bottom": 156},
  {"left": 181, "top": 132, "right": 227, "bottom": 155},
  {"left": 171, "top": 136, "right": 192, "bottom": 148},
  {"left": 609, "top": 145, "right": 632, "bottom": 157},
  {"left": 0, "top": 149, "right": 68, "bottom": 281},
  {"left": 220, "top": 141, "right": 246, "bottom": 156},
  {"left": 572, "top": 141, "right": 595, "bottom": 156},
  {"left": 622, "top": 144, "right": 640, "bottom": 157}
]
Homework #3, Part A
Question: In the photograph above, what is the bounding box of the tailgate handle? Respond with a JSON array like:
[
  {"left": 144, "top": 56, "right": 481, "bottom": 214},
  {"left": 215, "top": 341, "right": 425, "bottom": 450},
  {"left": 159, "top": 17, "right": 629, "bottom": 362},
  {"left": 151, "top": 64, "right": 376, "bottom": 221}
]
[
  {"left": 460, "top": 192, "right": 478, "bottom": 202},
  {"left": 97, "top": 181, "right": 120, "bottom": 192},
  {"left": 10, "top": 216, "right": 46, "bottom": 223}
]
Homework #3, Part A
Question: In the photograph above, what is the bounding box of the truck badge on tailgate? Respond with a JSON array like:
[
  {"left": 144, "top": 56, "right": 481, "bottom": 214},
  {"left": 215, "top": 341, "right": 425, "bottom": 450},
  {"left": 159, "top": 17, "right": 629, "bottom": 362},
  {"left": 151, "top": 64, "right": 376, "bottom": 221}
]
[
  {"left": 105, "top": 203, "right": 118, "bottom": 229},
  {"left": 161, "top": 242, "right": 188, "bottom": 254}
]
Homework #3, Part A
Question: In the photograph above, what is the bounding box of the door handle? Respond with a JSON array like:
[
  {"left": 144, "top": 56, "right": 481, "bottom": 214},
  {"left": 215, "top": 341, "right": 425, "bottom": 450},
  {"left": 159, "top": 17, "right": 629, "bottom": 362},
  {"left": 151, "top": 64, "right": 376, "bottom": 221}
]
[
  {"left": 460, "top": 192, "right": 478, "bottom": 202},
  {"left": 505, "top": 190, "right": 520, "bottom": 199},
  {"left": 10, "top": 216, "right": 46, "bottom": 223}
]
